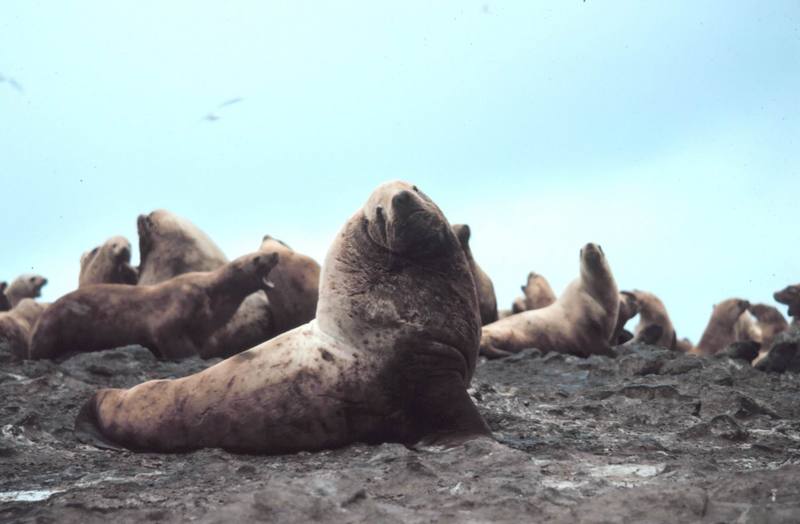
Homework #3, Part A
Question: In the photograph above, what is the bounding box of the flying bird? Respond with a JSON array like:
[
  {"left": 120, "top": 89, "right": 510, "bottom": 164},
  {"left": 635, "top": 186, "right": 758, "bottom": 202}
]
[
  {"left": 0, "top": 73, "right": 24, "bottom": 93},
  {"left": 202, "top": 97, "right": 244, "bottom": 123}
]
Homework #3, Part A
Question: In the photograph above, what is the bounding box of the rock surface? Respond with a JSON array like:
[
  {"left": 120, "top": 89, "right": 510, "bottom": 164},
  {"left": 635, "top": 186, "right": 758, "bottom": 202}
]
[{"left": 1, "top": 342, "right": 800, "bottom": 522}]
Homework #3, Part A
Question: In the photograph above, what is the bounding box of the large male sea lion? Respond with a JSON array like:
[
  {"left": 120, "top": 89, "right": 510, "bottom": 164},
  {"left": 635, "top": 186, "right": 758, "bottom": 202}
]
[
  {"left": 0, "top": 299, "right": 49, "bottom": 358},
  {"left": 4, "top": 274, "right": 47, "bottom": 308},
  {"left": 692, "top": 298, "right": 750, "bottom": 356},
  {"left": 774, "top": 284, "right": 800, "bottom": 326},
  {"left": 29, "top": 252, "right": 279, "bottom": 360},
  {"left": 480, "top": 243, "right": 619, "bottom": 359},
  {"left": 76, "top": 181, "right": 490, "bottom": 453},
  {"left": 136, "top": 209, "right": 228, "bottom": 285},
  {"left": 0, "top": 282, "right": 10, "bottom": 312},
  {"left": 79, "top": 236, "right": 138, "bottom": 287},
  {"left": 627, "top": 290, "right": 678, "bottom": 349},
  {"left": 452, "top": 224, "right": 498, "bottom": 325}
]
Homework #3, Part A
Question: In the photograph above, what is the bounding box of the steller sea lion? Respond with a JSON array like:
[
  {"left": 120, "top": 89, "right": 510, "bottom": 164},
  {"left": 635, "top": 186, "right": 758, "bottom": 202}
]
[
  {"left": 748, "top": 303, "right": 789, "bottom": 363},
  {"left": 452, "top": 224, "right": 498, "bottom": 325},
  {"left": 136, "top": 209, "right": 228, "bottom": 285},
  {"left": 675, "top": 337, "right": 693, "bottom": 353},
  {"left": 479, "top": 243, "right": 619, "bottom": 359},
  {"left": 4, "top": 274, "right": 48, "bottom": 309},
  {"left": 0, "top": 299, "right": 49, "bottom": 358},
  {"left": 79, "top": 236, "right": 138, "bottom": 288},
  {"left": 692, "top": 298, "right": 750, "bottom": 356},
  {"left": 29, "top": 252, "right": 279, "bottom": 360},
  {"left": 611, "top": 291, "right": 639, "bottom": 345},
  {"left": 75, "top": 181, "right": 491, "bottom": 454},
  {"left": 0, "top": 282, "right": 10, "bottom": 312},
  {"left": 774, "top": 284, "right": 800, "bottom": 326},
  {"left": 511, "top": 272, "right": 557, "bottom": 314},
  {"left": 626, "top": 290, "right": 678, "bottom": 350}
]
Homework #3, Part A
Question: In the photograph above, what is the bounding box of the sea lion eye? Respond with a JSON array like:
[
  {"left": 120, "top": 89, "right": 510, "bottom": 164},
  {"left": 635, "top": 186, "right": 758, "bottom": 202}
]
[{"left": 412, "top": 185, "right": 419, "bottom": 192}]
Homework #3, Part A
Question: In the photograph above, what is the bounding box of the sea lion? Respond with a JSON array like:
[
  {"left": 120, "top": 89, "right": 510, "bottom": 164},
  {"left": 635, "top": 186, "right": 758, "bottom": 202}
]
[
  {"left": 748, "top": 303, "right": 789, "bottom": 362},
  {"left": 774, "top": 284, "right": 800, "bottom": 326},
  {"left": 4, "top": 274, "right": 48, "bottom": 308},
  {"left": 76, "top": 181, "right": 490, "bottom": 453},
  {"left": 627, "top": 290, "right": 678, "bottom": 350},
  {"left": 480, "top": 243, "right": 619, "bottom": 359},
  {"left": 511, "top": 272, "right": 557, "bottom": 314},
  {"left": 136, "top": 209, "right": 228, "bottom": 285},
  {"left": 258, "top": 235, "right": 320, "bottom": 334},
  {"left": 0, "top": 299, "right": 48, "bottom": 358},
  {"left": 29, "top": 252, "right": 279, "bottom": 360},
  {"left": 675, "top": 337, "right": 693, "bottom": 353},
  {"left": 0, "top": 282, "right": 10, "bottom": 312},
  {"left": 452, "top": 224, "right": 498, "bottom": 325},
  {"left": 79, "top": 236, "right": 138, "bottom": 288},
  {"left": 734, "top": 310, "right": 762, "bottom": 344},
  {"left": 611, "top": 291, "right": 639, "bottom": 345},
  {"left": 692, "top": 298, "right": 750, "bottom": 356}
]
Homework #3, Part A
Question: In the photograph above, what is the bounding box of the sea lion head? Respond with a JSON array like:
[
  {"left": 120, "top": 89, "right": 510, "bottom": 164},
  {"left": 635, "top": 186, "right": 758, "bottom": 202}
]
[
  {"left": 80, "top": 236, "right": 136, "bottom": 287},
  {"left": 748, "top": 303, "right": 787, "bottom": 324},
  {"left": 228, "top": 252, "right": 280, "bottom": 292},
  {"left": 259, "top": 234, "right": 294, "bottom": 253},
  {"left": 774, "top": 285, "right": 800, "bottom": 317},
  {"left": 10, "top": 274, "right": 48, "bottom": 300},
  {"left": 363, "top": 182, "right": 454, "bottom": 258},
  {"left": 713, "top": 298, "right": 750, "bottom": 325},
  {"left": 522, "top": 271, "right": 556, "bottom": 310},
  {"left": 619, "top": 291, "right": 640, "bottom": 320}
]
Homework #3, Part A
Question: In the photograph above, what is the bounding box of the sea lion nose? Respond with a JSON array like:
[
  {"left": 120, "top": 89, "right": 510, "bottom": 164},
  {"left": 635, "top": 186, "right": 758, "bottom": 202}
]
[{"left": 391, "top": 190, "right": 416, "bottom": 214}]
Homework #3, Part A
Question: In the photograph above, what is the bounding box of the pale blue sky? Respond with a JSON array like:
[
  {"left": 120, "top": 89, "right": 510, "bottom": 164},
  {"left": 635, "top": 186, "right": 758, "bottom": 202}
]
[{"left": 1, "top": 1, "right": 798, "bottom": 342}]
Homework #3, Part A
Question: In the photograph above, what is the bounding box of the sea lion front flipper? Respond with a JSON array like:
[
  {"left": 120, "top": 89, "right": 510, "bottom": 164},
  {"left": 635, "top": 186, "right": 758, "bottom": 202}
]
[{"left": 412, "top": 385, "right": 492, "bottom": 448}]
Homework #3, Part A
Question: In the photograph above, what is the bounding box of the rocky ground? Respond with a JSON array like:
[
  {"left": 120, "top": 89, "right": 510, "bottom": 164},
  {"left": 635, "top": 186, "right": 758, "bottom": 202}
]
[{"left": 1, "top": 341, "right": 800, "bottom": 523}]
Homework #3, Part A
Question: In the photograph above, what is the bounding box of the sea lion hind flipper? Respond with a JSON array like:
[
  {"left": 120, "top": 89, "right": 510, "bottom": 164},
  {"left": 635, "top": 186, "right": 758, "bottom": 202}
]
[
  {"left": 479, "top": 342, "right": 515, "bottom": 360},
  {"left": 74, "top": 395, "right": 126, "bottom": 452}
]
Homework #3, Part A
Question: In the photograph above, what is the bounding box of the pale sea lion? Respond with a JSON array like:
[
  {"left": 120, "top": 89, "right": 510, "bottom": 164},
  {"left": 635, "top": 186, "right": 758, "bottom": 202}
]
[
  {"left": 734, "top": 310, "right": 762, "bottom": 345},
  {"left": 4, "top": 274, "right": 48, "bottom": 308},
  {"left": 0, "top": 299, "right": 48, "bottom": 358},
  {"left": 748, "top": 303, "right": 789, "bottom": 360},
  {"left": 611, "top": 291, "right": 639, "bottom": 345},
  {"left": 774, "top": 284, "right": 800, "bottom": 327},
  {"left": 29, "top": 252, "right": 279, "bottom": 360},
  {"left": 627, "top": 290, "right": 678, "bottom": 350},
  {"left": 511, "top": 272, "right": 557, "bottom": 314},
  {"left": 480, "top": 243, "right": 619, "bottom": 359},
  {"left": 452, "top": 224, "right": 498, "bottom": 325},
  {"left": 0, "top": 282, "right": 10, "bottom": 312},
  {"left": 79, "top": 236, "right": 138, "bottom": 288},
  {"left": 692, "top": 298, "right": 750, "bottom": 356},
  {"left": 136, "top": 209, "right": 228, "bottom": 285},
  {"left": 76, "top": 181, "right": 490, "bottom": 453}
]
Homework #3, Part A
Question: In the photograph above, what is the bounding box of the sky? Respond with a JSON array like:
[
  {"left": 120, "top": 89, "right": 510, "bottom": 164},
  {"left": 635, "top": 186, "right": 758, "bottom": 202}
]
[{"left": 1, "top": 1, "right": 798, "bottom": 342}]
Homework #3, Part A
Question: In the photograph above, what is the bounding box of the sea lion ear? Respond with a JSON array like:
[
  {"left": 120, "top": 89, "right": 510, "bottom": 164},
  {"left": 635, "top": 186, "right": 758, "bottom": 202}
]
[
  {"left": 452, "top": 224, "right": 470, "bottom": 245},
  {"left": 0, "top": 282, "right": 6, "bottom": 292},
  {"left": 638, "top": 324, "right": 663, "bottom": 345}
]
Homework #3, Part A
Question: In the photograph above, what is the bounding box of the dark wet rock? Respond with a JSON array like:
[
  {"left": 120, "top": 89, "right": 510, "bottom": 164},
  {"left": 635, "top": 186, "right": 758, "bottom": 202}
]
[
  {"left": 716, "top": 340, "right": 761, "bottom": 363},
  {"left": 659, "top": 355, "right": 704, "bottom": 375},
  {"left": 503, "top": 348, "right": 542, "bottom": 362},
  {"left": 618, "top": 353, "right": 665, "bottom": 376},
  {"left": 755, "top": 332, "right": 800, "bottom": 373}
]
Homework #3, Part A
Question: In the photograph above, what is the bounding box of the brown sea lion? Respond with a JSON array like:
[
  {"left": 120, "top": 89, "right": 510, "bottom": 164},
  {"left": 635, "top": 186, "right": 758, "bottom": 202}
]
[
  {"left": 748, "top": 303, "right": 789, "bottom": 359},
  {"left": 611, "top": 291, "right": 639, "bottom": 345},
  {"left": 79, "top": 236, "right": 139, "bottom": 288},
  {"left": 136, "top": 209, "right": 228, "bottom": 285},
  {"left": 29, "top": 252, "right": 279, "bottom": 360},
  {"left": 76, "top": 181, "right": 490, "bottom": 454},
  {"left": 452, "top": 224, "right": 498, "bottom": 325},
  {"left": 258, "top": 235, "right": 321, "bottom": 334},
  {"left": 692, "top": 298, "right": 750, "bottom": 356},
  {"left": 734, "top": 310, "right": 762, "bottom": 344},
  {"left": 480, "top": 243, "right": 619, "bottom": 359},
  {"left": 774, "top": 284, "right": 800, "bottom": 326},
  {"left": 0, "top": 299, "right": 49, "bottom": 358},
  {"left": 627, "top": 290, "right": 678, "bottom": 350},
  {"left": 511, "top": 272, "right": 557, "bottom": 314},
  {"left": 675, "top": 337, "right": 693, "bottom": 353},
  {"left": 0, "top": 282, "right": 10, "bottom": 312},
  {"left": 4, "top": 274, "right": 48, "bottom": 308}
]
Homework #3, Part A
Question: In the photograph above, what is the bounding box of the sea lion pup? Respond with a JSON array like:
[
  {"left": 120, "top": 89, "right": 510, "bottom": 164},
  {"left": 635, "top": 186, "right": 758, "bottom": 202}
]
[
  {"left": 692, "top": 298, "right": 750, "bottom": 356},
  {"left": 480, "top": 243, "right": 619, "bottom": 359},
  {"left": 4, "top": 274, "right": 48, "bottom": 308},
  {"left": 0, "top": 282, "right": 10, "bottom": 312},
  {"left": 748, "top": 303, "right": 789, "bottom": 356},
  {"left": 774, "top": 284, "right": 800, "bottom": 326},
  {"left": 79, "top": 236, "right": 138, "bottom": 288},
  {"left": 511, "top": 272, "right": 557, "bottom": 314},
  {"left": 136, "top": 209, "right": 228, "bottom": 285},
  {"left": 626, "top": 290, "right": 678, "bottom": 350},
  {"left": 611, "top": 291, "right": 639, "bottom": 345},
  {"left": 0, "top": 299, "right": 49, "bottom": 358},
  {"left": 76, "top": 181, "right": 491, "bottom": 453},
  {"left": 28, "top": 252, "right": 279, "bottom": 360},
  {"left": 452, "top": 224, "right": 498, "bottom": 325}
]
